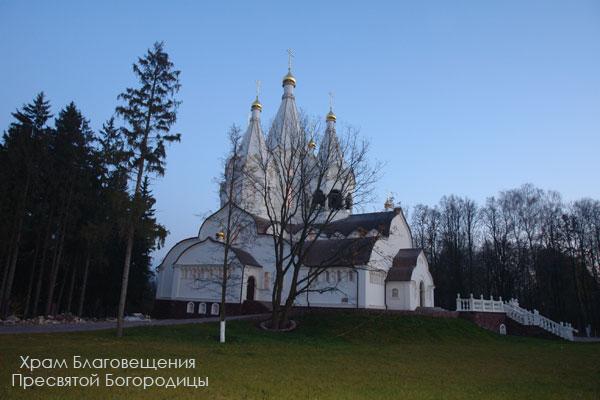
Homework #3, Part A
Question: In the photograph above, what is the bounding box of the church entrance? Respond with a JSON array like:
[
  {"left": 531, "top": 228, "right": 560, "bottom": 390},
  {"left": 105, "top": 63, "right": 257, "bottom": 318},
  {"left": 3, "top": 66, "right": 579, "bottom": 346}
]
[
  {"left": 246, "top": 276, "right": 256, "bottom": 301},
  {"left": 419, "top": 281, "right": 425, "bottom": 307}
]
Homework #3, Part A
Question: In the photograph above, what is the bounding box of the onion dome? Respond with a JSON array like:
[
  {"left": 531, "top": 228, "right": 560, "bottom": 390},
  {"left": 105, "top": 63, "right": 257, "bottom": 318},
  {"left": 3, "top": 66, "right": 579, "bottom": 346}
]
[
  {"left": 308, "top": 138, "right": 316, "bottom": 150},
  {"left": 282, "top": 71, "right": 297, "bottom": 87},
  {"left": 251, "top": 96, "right": 262, "bottom": 111},
  {"left": 215, "top": 231, "right": 225, "bottom": 241},
  {"left": 326, "top": 110, "right": 336, "bottom": 122}
]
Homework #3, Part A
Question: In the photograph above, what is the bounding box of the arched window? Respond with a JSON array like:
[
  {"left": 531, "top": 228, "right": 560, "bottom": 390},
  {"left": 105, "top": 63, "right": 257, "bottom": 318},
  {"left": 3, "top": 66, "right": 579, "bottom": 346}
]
[
  {"left": 391, "top": 288, "right": 399, "bottom": 298},
  {"left": 345, "top": 193, "right": 353, "bottom": 210},
  {"left": 211, "top": 303, "right": 220, "bottom": 316},
  {"left": 312, "top": 189, "right": 325, "bottom": 208},
  {"left": 328, "top": 190, "right": 343, "bottom": 210},
  {"left": 198, "top": 303, "right": 207, "bottom": 315},
  {"left": 419, "top": 281, "right": 425, "bottom": 307},
  {"left": 192, "top": 278, "right": 201, "bottom": 289},
  {"left": 186, "top": 302, "right": 195, "bottom": 314}
]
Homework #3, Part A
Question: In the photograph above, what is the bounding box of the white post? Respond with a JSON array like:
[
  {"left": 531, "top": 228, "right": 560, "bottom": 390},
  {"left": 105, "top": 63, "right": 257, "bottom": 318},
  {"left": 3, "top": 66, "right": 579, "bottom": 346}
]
[{"left": 220, "top": 320, "right": 226, "bottom": 343}]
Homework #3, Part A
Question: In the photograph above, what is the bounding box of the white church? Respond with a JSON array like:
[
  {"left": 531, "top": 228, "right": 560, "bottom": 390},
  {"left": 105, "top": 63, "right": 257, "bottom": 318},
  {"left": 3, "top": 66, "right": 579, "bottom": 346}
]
[{"left": 154, "top": 65, "right": 435, "bottom": 318}]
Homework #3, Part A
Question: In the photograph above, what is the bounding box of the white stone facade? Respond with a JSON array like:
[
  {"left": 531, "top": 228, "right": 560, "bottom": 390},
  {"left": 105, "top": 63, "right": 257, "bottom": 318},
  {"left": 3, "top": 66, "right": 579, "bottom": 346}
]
[{"left": 155, "top": 69, "right": 435, "bottom": 314}]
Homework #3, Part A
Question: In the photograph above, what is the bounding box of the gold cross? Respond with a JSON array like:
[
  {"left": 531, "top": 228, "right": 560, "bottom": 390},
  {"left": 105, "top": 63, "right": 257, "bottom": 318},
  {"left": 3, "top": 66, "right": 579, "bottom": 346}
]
[
  {"left": 287, "top": 48, "right": 294, "bottom": 71},
  {"left": 328, "top": 91, "right": 335, "bottom": 111},
  {"left": 256, "top": 80, "right": 261, "bottom": 98}
]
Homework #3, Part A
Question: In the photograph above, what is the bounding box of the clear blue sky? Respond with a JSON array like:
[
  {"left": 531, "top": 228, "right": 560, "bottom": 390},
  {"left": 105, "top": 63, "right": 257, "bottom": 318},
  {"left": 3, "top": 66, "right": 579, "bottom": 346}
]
[{"left": 1, "top": 1, "right": 599, "bottom": 263}]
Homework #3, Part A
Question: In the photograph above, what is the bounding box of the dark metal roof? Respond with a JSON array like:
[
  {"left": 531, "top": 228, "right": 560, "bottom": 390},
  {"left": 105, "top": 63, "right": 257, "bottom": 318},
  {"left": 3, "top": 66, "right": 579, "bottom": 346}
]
[
  {"left": 320, "top": 209, "right": 402, "bottom": 237},
  {"left": 301, "top": 237, "right": 378, "bottom": 267},
  {"left": 386, "top": 248, "right": 423, "bottom": 282},
  {"left": 230, "top": 246, "right": 263, "bottom": 268}
]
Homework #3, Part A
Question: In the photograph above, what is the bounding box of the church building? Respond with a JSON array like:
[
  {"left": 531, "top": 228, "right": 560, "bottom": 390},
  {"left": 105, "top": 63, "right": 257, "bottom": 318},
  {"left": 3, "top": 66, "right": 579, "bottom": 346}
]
[{"left": 154, "top": 66, "right": 435, "bottom": 318}]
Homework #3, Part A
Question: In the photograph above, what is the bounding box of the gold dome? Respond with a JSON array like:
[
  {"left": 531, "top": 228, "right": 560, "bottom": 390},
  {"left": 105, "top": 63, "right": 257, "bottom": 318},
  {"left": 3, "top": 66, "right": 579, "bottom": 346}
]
[
  {"left": 215, "top": 231, "right": 225, "bottom": 241},
  {"left": 251, "top": 97, "right": 262, "bottom": 111},
  {"left": 282, "top": 71, "right": 297, "bottom": 87},
  {"left": 308, "top": 138, "right": 316, "bottom": 150},
  {"left": 326, "top": 110, "right": 337, "bottom": 122}
]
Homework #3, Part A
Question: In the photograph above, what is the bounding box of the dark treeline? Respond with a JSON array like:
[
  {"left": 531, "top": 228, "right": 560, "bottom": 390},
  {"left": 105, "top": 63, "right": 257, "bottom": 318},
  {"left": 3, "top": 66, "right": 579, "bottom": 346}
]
[
  {"left": 0, "top": 42, "right": 179, "bottom": 321},
  {"left": 0, "top": 93, "right": 165, "bottom": 319},
  {"left": 0, "top": 42, "right": 179, "bottom": 323},
  {"left": 411, "top": 184, "right": 600, "bottom": 332}
]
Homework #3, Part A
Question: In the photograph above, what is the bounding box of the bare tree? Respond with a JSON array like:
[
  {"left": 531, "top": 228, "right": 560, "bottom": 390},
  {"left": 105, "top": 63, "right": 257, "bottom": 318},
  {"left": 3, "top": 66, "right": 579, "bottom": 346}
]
[{"left": 241, "top": 112, "right": 380, "bottom": 329}]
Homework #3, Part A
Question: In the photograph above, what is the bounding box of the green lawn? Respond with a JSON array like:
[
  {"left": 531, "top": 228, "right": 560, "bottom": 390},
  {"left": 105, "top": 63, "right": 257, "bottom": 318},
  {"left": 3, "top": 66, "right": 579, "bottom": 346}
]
[{"left": 0, "top": 312, "right": 598, "bottom": 399}]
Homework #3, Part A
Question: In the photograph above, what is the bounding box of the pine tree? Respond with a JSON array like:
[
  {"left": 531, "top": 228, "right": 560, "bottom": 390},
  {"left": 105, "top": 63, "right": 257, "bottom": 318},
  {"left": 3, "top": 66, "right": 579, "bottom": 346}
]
[{"left": 114, "top": 42, "right": 181, "bottom": 336}]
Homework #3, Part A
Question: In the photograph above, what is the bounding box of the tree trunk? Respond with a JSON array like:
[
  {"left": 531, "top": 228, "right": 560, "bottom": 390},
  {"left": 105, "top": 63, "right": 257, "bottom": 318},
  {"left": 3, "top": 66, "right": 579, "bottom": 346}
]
[
  {"left": 45, "top": 187, "right": 73, "bottom": 316},
  {"left": 32, "top": 210, "right": 54, "bottom": 317},
  {"left": 55, "top": 261, "right": 70, "bottom": 315},
  {"left": 23, "top": 244, "right": 40, "bottom": 318},
  {"left": 66, "top": 261, "right": 76, "bottom": 314},
  {"left": 77, "top": 254, "right": 90, "bottom": 317},
  {"left": 1, "top": 175, "right": 30, "bottom": 317},
  {"left": 45, "top": 218, "right": 68, "bottom": 316},
  {"left": 0, "top": 239, "right": 13, "bottom": 314},
  {"left": 116, "top": 159, "right": 145, "bottom": 337}
]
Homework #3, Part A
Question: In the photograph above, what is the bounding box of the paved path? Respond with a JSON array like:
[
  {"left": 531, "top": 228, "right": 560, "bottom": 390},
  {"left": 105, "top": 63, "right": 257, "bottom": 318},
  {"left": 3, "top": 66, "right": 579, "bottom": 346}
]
[
  {"left": 0, "top": 314, "right": 270, "bottom": 335},
  {"left": 573, "top": 336, "right": 600, "bottom": 343}
]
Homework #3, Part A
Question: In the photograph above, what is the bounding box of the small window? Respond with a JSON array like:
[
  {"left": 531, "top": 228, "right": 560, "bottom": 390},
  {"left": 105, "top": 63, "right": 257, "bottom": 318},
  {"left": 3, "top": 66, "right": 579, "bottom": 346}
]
[
  {"left": 349, "top": 271, "right": 354, "bottom": 282},
  {"left": 198, "top": 303, "right": 207, "bottom": 314},
  {"left": 186, "top": 302, "right": 195, "bottom": 314},
  {"left": 341, "top": 297, "right": 349, "bottom": 303},
  {"left": 192, "top": 279, "right": 201, "bottom": 289},
  {"left": 345, "top": 193, "right": 353, "bottom": 209},
  {"left": 312, "top": 190, "right": 326, "bottom": 208},
  {"left": 326, "top": 271, "right": 330, "bottom": 283},
  {"left": 391, "top": 288, "right": 399, "bottom": 298},
  {"left": 328, "top": 190, "right": 343, "bottom": 210},
  {"left": 337, "top": 271, "right": 343, "bottom": 282},
  {"left": 211, "top": 303, "right": 220, "bottom": 316}
]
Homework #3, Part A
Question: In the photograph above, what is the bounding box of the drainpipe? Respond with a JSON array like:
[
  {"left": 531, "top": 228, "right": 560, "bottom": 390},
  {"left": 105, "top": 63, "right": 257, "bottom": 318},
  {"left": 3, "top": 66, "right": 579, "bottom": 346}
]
[
  {"left": 384, "top": 281, "right": 388, "bottom": 310},
  {"left": 356, "top": 269, "right": 359, "bottom": 309},
  {"left": 239, "top": 265, "right": 246, "bottom": 312}
]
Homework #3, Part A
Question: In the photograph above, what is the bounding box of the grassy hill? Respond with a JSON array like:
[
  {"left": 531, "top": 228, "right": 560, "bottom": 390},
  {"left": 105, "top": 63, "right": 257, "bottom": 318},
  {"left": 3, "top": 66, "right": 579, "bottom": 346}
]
[{"left": 0, "top": 312, "right": 598, "bottom": 399}]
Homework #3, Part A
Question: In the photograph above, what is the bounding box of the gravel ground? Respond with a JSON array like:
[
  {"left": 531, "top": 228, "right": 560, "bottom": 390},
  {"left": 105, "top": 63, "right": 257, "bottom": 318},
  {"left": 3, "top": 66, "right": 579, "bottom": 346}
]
[{"left": 0, "top": 313, "right": 270, "bottom": 334}]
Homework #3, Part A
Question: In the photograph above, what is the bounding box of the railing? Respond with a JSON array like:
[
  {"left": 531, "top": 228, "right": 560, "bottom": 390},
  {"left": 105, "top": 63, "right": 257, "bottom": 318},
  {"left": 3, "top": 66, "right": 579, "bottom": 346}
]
[
  {"left": 455, "top": 294, "right": 504, "bottom": 313},
  {"left": 456, "top": 294, "right": 577, "bottom": 341}
]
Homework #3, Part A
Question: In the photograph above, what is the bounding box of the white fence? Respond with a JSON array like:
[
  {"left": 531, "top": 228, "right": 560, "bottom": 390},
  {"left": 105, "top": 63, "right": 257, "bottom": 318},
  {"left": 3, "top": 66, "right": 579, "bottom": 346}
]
[
  {"left": 456, "top": 294, "right": 577, "bottom": 341},
  {"left": 456, "top": 294, "right": 504, "bottom": 313}
]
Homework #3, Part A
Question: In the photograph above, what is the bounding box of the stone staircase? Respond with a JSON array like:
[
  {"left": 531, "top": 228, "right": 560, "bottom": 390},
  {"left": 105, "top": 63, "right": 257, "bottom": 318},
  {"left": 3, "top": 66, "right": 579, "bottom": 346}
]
[
  {"left": 503, "top": 299, "right": 577, "bottom": 341},
  {"left": 456, "top": 294, "right": 578, "bottom": 341}
]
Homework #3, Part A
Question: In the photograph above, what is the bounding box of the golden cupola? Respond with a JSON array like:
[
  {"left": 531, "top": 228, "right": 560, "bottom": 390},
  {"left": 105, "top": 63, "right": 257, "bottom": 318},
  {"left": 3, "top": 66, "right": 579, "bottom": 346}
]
[
  {"left": 282, "top": 70, "right": 297, "bottom": 87},
  {"left": 326, "top": 109, "right": 337, "bottom": 122},
  {"left": 251, "top": 96, "right": 262, "bottom": 111}
]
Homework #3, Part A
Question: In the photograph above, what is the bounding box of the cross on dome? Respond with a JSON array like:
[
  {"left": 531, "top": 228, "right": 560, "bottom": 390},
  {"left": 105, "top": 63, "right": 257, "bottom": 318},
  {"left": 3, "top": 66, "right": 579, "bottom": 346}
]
[
  {"left": 282, "top": 49, "right": 297, "bottom": 87},
  {"left": 287, "top": 48, "right": 294, "bottom": 71}
]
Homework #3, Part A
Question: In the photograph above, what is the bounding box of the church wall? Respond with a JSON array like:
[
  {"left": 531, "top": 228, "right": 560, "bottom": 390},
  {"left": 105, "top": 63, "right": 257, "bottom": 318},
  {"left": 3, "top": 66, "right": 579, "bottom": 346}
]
[
  {"left": 198, "top": 207, "right": 258, "bottom": 246},
  {"left": 175, "top": 264, "right": 243, "bottom": 302},
  {"left": 410, "top": 254, "right": 435, "bottom": 308},
  {"left": 169, "top": 240, "right": 246, "bottom": 302},
  {"left": 364, "top": 269, "right": 386, "bottom": 309},
  {"left": 367, "top": 214, "right": 413, "bottom": 273},
  {"left": 155, "top": 238, "right": 200, "bottom": 299},
  {"left": 386, "top": 282, "right": 412, "bottom": 310},
  {"left": 295, "top": 267, "right": 359, "bottom": 307}
]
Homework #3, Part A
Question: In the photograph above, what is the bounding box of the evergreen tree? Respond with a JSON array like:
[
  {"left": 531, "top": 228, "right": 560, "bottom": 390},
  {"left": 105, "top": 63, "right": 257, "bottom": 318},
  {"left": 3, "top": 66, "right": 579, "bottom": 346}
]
[{"left": 114, "top": 41, "right": 181, "bottom": 336}]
